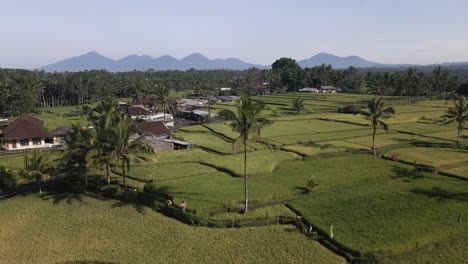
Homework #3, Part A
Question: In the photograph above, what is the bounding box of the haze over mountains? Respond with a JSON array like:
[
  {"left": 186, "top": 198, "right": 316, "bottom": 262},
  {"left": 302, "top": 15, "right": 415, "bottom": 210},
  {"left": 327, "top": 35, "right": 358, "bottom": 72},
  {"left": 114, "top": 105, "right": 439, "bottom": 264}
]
[{"left": 38, "top": 51, "right": 468, "bottom": 72}]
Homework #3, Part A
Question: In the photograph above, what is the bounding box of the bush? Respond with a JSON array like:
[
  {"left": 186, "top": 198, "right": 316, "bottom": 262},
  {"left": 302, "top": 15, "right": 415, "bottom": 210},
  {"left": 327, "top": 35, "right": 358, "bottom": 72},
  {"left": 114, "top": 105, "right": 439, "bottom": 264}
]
[
  {"left": 306, "top": 177, "right": 319, "bottom": 192},
  {"left": 101, "top": 184, "right": 122, "bottom": 198},
  {"left": 338, "top": 104, "right": 361, "bottom": 114},
  {"left": 0, "top": 165, "right": 17, "bottom": 191}
]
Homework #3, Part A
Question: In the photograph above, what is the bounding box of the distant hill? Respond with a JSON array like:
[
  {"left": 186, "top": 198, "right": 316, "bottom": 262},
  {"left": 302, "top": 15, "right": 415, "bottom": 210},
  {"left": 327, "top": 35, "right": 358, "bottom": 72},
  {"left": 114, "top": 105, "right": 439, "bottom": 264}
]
[
  {"left": 38, "top": 51, "right": 468, "bottom": 72},
  {"left": 297, "top": 52, "right": 385, "bottom": 68},
  {"left": 39, "top": 51, "right": 268, "bottom": 72}
]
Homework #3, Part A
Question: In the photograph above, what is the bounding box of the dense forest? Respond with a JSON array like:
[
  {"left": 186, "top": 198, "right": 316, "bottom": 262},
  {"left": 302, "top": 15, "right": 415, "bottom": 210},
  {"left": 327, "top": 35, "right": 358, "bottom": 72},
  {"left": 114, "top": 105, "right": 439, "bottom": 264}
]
[{"left": 1, "top": 58, "right": 467, "bottom": 117}]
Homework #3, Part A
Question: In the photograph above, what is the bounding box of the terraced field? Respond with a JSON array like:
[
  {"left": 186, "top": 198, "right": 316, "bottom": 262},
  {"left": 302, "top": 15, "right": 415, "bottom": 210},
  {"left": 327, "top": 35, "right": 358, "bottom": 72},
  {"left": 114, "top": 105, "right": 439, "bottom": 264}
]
[{"left": 1, "top": 93, "right": 467, "bottom": 263}]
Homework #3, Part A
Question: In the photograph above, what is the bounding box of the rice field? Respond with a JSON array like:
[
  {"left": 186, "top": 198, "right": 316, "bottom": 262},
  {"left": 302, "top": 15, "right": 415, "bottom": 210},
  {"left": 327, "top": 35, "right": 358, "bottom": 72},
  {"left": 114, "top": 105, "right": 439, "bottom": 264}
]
[{"left": 1, "top": 93, "right": 467, "bottom": 263}]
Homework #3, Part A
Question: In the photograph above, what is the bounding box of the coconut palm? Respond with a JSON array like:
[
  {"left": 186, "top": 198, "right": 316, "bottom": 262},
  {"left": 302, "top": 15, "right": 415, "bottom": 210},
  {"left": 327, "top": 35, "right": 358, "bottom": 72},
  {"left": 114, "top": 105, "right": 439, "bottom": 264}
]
[
  {"left": 219, "top": 95, "right": 272, "bottom": 213},
  {"left": 441, "top": 96, "right": 468, "bottom": 146},
  {"left": 21, "top": 150, "right": 53, "bottom": 193},
  {"left": 91, "top": 111, "right": 117, "bottom": 186},
  {"left": 63, "top": 123, "right": 95, "bottom": 186},
  {"left": 357, "top": 98, "right": 395, "bottom": 156},
  {"left": 291, "top": 97, "right": 305, "bottom": 114},
  {"left": 155, "top": 84, "right": 174, "bottom": 123},
  {"left": 113, "top": 114, "right": 154, "bottom": 199}
]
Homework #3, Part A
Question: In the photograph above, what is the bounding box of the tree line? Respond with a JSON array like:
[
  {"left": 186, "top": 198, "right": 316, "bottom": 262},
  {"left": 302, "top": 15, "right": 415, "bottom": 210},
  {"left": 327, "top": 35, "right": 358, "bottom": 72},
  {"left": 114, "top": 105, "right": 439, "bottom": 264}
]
[{"left": 1, "top": 60, "right": 467, "bottom": 117}]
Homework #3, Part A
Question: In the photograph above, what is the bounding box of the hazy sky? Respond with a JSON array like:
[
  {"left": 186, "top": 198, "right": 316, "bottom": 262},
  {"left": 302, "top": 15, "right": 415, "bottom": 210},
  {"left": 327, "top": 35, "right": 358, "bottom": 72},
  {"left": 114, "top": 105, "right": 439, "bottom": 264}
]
[{"left": 1, "top": 0, "right": 468, "bottom": 69}]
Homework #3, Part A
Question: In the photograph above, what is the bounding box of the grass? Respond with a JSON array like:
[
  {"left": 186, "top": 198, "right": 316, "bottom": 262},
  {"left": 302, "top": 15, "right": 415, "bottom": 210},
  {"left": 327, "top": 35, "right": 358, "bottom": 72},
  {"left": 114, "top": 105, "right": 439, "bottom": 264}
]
[
  {"left": 148, "top": 155, "right": 421, "bottom": 213},
  {"left": 210, "top": 204, "right": 297, "bottom": 221},
  {"left": 2, "top": 94, "right": 467, "bottom": 262},
  {"left": 157, "top": 149, "right": 300, "bottom": 177},
  {"left": 32, "top": 105, "right": 90, "bottom": 130},
  {"left": 0, "top": 194, "right": 346, "bottom": 264},
  {"left": 127, "top": 162, "right": 217, "bottom": 182},
  {"left": 283, "top": 141, "right": 368, "bottom": 156},
  {"left": 378, "top": 234, "right": 468, "bottom": 264},
  {"left": 383, "top": 147, "right": 468, "bottom": 168},
  {"left": 441, "top": 165, "right": 468, "bottom": 179},
  {"left": 289, "top": 171, "right": 468, "bottom": 253}
]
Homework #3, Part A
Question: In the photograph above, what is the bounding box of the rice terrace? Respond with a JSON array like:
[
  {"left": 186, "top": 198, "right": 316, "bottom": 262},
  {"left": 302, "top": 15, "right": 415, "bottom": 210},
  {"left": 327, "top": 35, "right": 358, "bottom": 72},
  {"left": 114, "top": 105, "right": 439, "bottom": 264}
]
[{"left": 1, "top": 1, "right": 468, "bottom": 264}]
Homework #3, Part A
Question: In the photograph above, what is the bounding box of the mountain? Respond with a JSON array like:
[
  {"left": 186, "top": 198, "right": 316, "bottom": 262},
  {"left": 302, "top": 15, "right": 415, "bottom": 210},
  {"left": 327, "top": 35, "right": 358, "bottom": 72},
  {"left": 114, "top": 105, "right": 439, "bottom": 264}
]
[
  {"left": 40, "top": 51, "right": 117, "bottom": 72},
  {"left": 39, "top": 52, "right": 267, "bottom": 72},
  {"left": 38, "top": 51, "right": 468, "bottom": 72},
  {"left": 298, "top": 52, "right": 384, "bottom": 68}
]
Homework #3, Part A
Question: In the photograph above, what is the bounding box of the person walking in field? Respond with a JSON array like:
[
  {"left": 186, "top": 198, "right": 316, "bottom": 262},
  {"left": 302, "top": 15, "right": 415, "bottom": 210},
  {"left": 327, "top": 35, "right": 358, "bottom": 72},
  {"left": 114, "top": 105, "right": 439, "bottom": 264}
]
[{"left": 181, "top": 200, "right": 186, "bottom": 212}]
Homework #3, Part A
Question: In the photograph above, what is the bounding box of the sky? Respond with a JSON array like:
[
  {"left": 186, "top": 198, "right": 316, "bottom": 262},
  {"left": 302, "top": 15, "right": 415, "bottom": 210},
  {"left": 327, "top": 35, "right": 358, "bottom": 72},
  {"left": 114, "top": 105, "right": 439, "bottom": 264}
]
[{"left": 1, "top": 0, "right": 468, "bottom": 69}]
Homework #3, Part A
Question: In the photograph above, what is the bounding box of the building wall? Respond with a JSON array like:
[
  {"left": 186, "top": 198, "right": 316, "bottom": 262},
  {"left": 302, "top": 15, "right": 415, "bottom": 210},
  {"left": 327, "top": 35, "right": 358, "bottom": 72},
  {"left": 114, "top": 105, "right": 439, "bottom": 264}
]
[{"left": 5, "top": 138, "right": 51, "bottom": 151}]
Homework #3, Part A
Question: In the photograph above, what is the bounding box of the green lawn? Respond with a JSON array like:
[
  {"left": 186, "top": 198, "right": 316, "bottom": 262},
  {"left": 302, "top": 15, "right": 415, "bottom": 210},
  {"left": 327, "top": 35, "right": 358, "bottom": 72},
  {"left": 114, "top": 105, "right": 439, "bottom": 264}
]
[{"left": 0, "top": 194, "right": 345, "bottom": 264}]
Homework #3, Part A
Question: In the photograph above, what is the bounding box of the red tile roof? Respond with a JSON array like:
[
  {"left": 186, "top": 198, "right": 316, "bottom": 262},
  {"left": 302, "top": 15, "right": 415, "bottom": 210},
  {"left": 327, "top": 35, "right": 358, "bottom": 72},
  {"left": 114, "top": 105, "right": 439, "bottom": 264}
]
[
  {"left": 3, "top": 116, "right": 49, "bottom": 140},
  {"left": 135, "top": 121, "right": 171, "bottom": 136}
]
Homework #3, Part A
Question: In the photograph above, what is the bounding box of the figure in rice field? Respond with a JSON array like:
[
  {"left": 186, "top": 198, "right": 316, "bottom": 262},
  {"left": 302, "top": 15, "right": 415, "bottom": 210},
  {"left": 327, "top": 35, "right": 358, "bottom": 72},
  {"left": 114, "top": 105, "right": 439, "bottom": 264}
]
[{"left": 181, "top": 200, "right": 186, "bottom": 212}]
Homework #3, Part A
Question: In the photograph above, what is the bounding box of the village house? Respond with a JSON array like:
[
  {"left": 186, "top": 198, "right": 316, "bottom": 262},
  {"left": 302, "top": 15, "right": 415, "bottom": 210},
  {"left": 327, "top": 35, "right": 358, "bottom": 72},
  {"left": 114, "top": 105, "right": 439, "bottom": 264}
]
[
  {"left": 134, "top": 121, "right": 188, "bottom": 151},
  {"left": 299, "top": 87, "right": 320, "bottom": 93},
  {"left": 47, "top": 126, "right": 73, "bottom": 146},
  {"left": 320, "top": 86, "right": 338, "bottom": 93},
  {"left": 127, "top": 104, "right": 152, "bottom": 119},
  {"left": 0, "top": 116, "right": 51, "bottom": 151},
  {"left": 141, "top": 112, "right": 175, "bottom": 126}
]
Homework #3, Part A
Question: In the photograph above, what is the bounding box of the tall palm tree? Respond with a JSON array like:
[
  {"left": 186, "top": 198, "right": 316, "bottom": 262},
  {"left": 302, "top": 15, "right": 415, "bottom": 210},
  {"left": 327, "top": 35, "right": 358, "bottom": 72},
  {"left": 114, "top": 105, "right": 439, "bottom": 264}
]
[
  {"left": 64, "top": 123, "right": 95, "bottom": 186},
  {"left": 219, "top": 95, "right": 272, "bottom": 213},
  {"left": 155, "top": 84, "right": 174, "bottom": 123},
  {"left": 91, "top": 111, "right": 117, "bottom": 186},
  {"left": 291, "top": 97, "right": 305, "bottom": 114},
  {"left": 113, "top": 114, "right": 154, "bottom": 199},
  {"left": 441, "top": 96, "right": 468, "bottom": 146},
  {"left": 357, "top": 98, "right": 395, "bottom": 156},
  {"left": 21, "top": 150, "right": 53, "bottom": 193}
]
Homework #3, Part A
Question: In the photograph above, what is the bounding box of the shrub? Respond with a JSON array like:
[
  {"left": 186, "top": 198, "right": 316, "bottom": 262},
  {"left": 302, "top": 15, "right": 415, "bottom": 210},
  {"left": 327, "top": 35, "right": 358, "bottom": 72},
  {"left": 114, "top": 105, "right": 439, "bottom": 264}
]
[
  {"left": 306, "top": 177, "right": 319, "bottom": 193},
  {"left": 0, "top": 165, "right": 17, "bottom": 191},
  {"left": 338, "top": 103, "right": 361, "bottom": 114},
  {"left": 102, "top": 184, "right": 122, "bottom": 198}
]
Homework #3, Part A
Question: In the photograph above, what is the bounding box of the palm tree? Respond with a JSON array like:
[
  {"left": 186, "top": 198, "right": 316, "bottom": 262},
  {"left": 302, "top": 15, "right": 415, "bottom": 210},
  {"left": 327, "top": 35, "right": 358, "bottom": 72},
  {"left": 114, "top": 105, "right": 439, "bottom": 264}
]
[
  {"left": 291, "top": 97, "right": 305, "bottom": 114},
  {"left": 64, "top": 123, "right": 95, "bottom": 186},
  {"left": 155, "top": 84, "right": 174, "bottom": 123},
  {"left": 21, "top": 150, "right": 53, "bottom": 193},
  {"left": 91, "top": 111, "right": 117, "bottom": 186},
  {"left": 357, "top": 98, "right": 395, "bottom": 156},
  {"left": 113, "top": 114, "right": 154, "bottom": 199},
  {"left": 441, "top": 96, "right": 468, "bottom": 146},
  {"left": 219, "top": 95, "right": 272, "bottom": 213}
]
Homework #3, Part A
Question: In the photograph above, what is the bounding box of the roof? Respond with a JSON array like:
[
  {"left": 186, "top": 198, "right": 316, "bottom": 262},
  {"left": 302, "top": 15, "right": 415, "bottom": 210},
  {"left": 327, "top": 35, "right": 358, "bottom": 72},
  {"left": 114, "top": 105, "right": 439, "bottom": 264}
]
[
  {"left": 134, "top": 96, "right": 158, "bottom": 105},
  {"left": 299, "top": 87, "right": 319, "bottom": 92},
  {"left": 128, "top": 105, "right": 151, "bottom": 116},
  {"left": 164, "top": 139, "right": 190, "bottom": 145},
  {"left": 192, "top": 110, "right": 217, "bottom": 117},
  {"left": 48, "top": 126, "right": 73, "bottom": 137},
  {"left": 135, "top": 121, "right": 172, "bottom": 136},
  {"left": 3, "top": 116, "right": 48, "bottom": 140}
]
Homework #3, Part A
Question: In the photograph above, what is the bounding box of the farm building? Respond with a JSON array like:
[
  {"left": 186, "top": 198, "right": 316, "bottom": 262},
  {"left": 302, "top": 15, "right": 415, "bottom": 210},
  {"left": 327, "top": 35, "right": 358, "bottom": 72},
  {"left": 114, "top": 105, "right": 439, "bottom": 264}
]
[
  {"left": 0, "top": 116, "right": 51, "bottom": 151},
  {"left": 141, "top": 112, "right": 175, "bottom": 126},
  {"left": 299, "top": 87, "right": 320, "bottom": 93},
  {"left": 134, "top": 121, "right": 188, "bottom": 151},
  {"left": 319, "top": 86, "right": 338, "bottom": 93},
  {"left": 127, "top": 104, "right": 152, "bottom": 119},
  {"left": 47, "top": 126, "right": 73, "bottom": 146}
]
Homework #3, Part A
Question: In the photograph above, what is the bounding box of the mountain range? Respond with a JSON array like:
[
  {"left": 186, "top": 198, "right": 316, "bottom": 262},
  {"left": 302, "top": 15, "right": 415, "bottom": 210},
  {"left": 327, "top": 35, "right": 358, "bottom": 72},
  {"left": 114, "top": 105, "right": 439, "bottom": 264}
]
[{"left": 38, "top": 51, "right": 468, "bottom": 72}]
